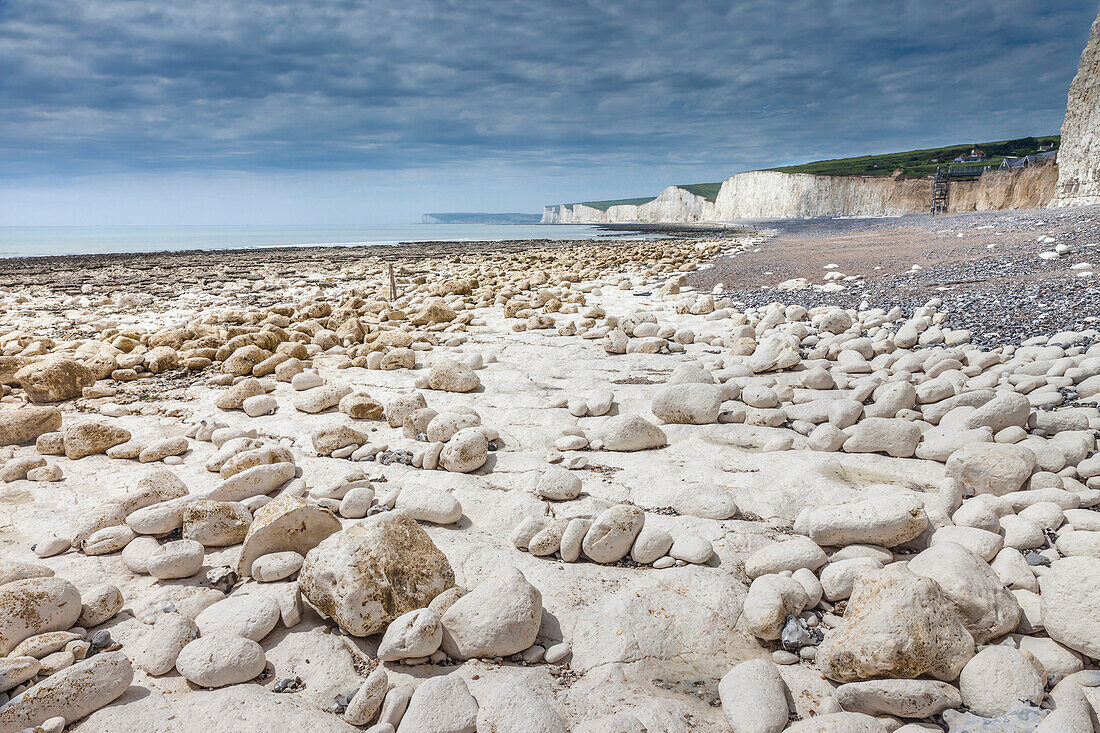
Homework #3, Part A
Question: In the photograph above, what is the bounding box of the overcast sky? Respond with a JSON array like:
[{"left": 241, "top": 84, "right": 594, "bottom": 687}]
[{"left": 1, "top": 0, "right": 1095, "bottom": 225}]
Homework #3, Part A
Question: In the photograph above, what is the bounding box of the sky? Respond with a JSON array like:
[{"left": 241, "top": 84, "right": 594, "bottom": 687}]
[{"left": 1, "top": 0, "right": 1096, "bottom": 226}]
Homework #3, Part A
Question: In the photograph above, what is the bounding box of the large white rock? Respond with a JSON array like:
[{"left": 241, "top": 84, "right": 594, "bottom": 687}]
[
  {"left": 396, "top": 483, "right": 463, "bottom": 524},
  {"left": 126, "top": 496, "right": 193, "bottom": 535},
  {"left": 69, "top": 502, "right": 126, "bottom": 548},
  {"left": 863, "top": 381, "right": 916, "bottom": 419},
  {"left": 207, "top": 462, "right": 296, "bottom": 502},
  {"left": 441, "top": 566, "right": 542, "bottom": 660},
  {"left": 398, "top": 675, "right": 478, "bottom": 733},
  {"left": 62, "top": 421, "right": 130, "bottom": 459},
  {"left": 929, "top": 525, "right": 1004, "bottom": 562},
  {"left": 582, "top": 504, "right": 645, "bottom": 563},
  {"left": 907, "top": 542, "right": 1020, "bottom": 644},
  {"left": 946, "top": 442, "right": 1036, "bottom": 496},
  {"left": 293, "top": 384, "right": 352, "bottom": 413},
  {"left": 386, "top": 392, "right": 427, "bottom": 428},
  {"left": 428, "top": 358, "right": 480, "bottom": 392},
  {"left": 0, "top": 406, "right": 61, "bottom": 446},
  {"left": 78, "top": 584, "right": 124, "bottom": 628},
  {"left": 534, "top": 466, "right": 582, "bottom": 501},
  {"left": 299, "top": 512, "right": 454, "bottom": 636},
  {"left": 958, "top": 646, "right": 1044, "bottom": 717},
  {"left": 134, "top": 612, "right": 198, "bottom": 676},
  {"left": 182, "top": 500, "right": 252, "bottom": 547},
  {"left": 672, "top": 483, "right": 738, "bottom": 519},
  {"left": 629, "top": 526, "right": 673, "bottom": 564},
  {"left": 79, "top": 682, "right": 365, "bottom": 732},
  {"left": 0, "top": 577, "right": 81, "bottom": 655},
  {"left": 377, "top": 607, "right": 443, "bottom": 661},
  {"left": 0, "top": 560, "right": 53, "bottom": 587},
  {"left": 219, "top": 445, "right": 293, "bottom": 479},
  {"left": 841, "top": 418, "right": 921, "bottom": 457},
  {"left": 438, "top": 428, "right": 488, "bottom": 473},
  {"left": 746, "top": 336, "right": 801, "bottom": 373},
  {"left": 991, "top": 547, "right": 1039, "bottom": 592},
  {"left": 594, "top": 414, "right": 667, "bottom": 451},
  {"left": 252, "top": 551, "right": 304, "bottom": 582},
  {"left": 1040, "top": 555, "right": 1100, "bottom": 658},
  {"left": 1037, "top": 678, "right": 1095, "bottom": 732},
  {"left": 819, "top": 557, "right": 883, "bottom": 602},
  {"left": 835, "top": 679, "right": 961, "bottom": 718},
  {"left": 743, "top": 574, "right": 808, "bottom": 641},
  {"left": 1055, "top": 529, "right": 1100, "bottom": 558},
  {"left": 816, "top": 566, "right": 974, "bottom": 682},
  {"left": 718, "top": 659, "right": 789, "bottom": 733},
  {"left": 0, "top": 651, "right": 133, "bottom": 731},
  {"left": 237, "top": 494, "right": 341, "bottom": 576},
  {"left": 745, "top": 537, "right": 827, "bottom": 579},
  {"left": 1015, "top": 635, "right": 1084, "bottom": 677},
  {"left": 426, "top": 411, "right": 481, "bottom": 443},
  {"left": 574, "top": 714, "right": 649, "bottom": 733},
  {"left": 120, "top": 468, "right": 189, "bottom": 514},
  {"left": 174, "top": 633, "right": 267, "bottom": 688},
  {"left": 0, "top": 656, "right": 40, "bottom": 695},
  {"left": 793, "top": 491, "right": 927, "bottom": 548},
  {"left": 964, "top": 391, "right": 1031, "bottom": 433},
  {"left": 122, "top": 535, "right": 161, "bottom": 574},
  {"left": 650, "top": 383, "right": 724, "bottom": 424},
  {"left": 195, "top": 594, "right": 280, "bottom": 642},
  {"left": 146, "top": 539, "right": 205, "bottom": 580},
  {"left": 344, "top": 667, "right": 390, "bottom": 726},
  {"left": 205, "top": 436, "right": 263, "bottom": 472}
]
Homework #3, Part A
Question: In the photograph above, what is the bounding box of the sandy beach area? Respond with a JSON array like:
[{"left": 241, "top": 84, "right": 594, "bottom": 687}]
[{"left": 2, "top": 210, "right": 1100, "bottom": 732}]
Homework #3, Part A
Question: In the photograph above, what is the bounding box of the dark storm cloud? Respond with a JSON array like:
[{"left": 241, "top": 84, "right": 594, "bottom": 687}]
[{"left": 0, "top": 0, "right": 1095, "bottom": 178}]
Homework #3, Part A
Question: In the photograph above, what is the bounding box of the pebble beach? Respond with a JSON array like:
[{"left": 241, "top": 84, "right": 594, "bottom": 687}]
[{"left": 2, "top": 207, "right": 1100, "bottom": 732}]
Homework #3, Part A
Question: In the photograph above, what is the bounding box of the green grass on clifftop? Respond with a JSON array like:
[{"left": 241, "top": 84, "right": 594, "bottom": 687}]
[
  {"left": 768, "top": 135, "right": 1060, "bottom": 178},
  {"left": 675, "top": 182, "right": 723, "bottom": 201}
]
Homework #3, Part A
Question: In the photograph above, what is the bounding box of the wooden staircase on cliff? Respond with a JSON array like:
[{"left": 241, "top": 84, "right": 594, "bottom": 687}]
[{"left": 930, "top": 166, "right": 992, "bottom": 215}]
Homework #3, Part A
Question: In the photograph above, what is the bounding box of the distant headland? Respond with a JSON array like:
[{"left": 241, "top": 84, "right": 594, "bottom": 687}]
[{"left": 421, "top": 212, "right": 542, "bottom": 224}]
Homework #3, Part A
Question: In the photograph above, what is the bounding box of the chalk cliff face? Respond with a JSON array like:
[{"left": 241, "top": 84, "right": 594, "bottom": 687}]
[
  {"left": 1051, "top": 8, "right": 1100, "bottom": 207},
  {"left": 544, "top": 165, "right": 1056, "bottom": 224},
  {"left": 546, "top": 173, "right": 931, "bottom": 223},
  {"left": 609, "top": 186, "right": 717, "bottom": 223},
  {"left": 542, "top": 185, "right": 716, "bottom": 224},
  {"left": 713, "top": 171, "right": 929, "bottom": 219}
]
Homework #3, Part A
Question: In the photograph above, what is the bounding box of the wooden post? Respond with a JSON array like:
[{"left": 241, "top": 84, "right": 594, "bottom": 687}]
[{"left": 389, "top": 263, "right": 398, "bottom": 301}]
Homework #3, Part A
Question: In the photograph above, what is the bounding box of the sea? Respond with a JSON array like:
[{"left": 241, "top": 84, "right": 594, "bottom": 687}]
[{"left": 0, "top": 223, "right": 643, "bottom": 259}]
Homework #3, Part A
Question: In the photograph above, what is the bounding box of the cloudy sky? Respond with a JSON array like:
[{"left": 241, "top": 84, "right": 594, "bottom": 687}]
[{"left": 1, "top": 0, "right": 1095, "bottom": 225}]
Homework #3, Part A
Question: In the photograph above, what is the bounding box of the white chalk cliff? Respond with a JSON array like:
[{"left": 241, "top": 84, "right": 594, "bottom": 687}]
[
  {"left": 712, "top": 171, "right": 929, "bottom": 219},
  {"left": 1051, "top": 7, "right": 1100, "bottom": 207},
  {"left": 545, "top": 166, "right": 1056, "bottom": 224}
]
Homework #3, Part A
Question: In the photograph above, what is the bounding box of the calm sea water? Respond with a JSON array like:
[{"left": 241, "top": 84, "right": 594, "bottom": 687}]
[{"left": 0, "top": 224, "right": 638, "bottom": 258}]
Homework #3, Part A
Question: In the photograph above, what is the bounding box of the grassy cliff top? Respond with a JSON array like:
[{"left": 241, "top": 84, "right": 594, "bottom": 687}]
[
  {"left": 768, "top": 135, "right": 1060, "bottom": 178},
  {"left": 675, "top": 182, "right": 723, "bottom": 201}
]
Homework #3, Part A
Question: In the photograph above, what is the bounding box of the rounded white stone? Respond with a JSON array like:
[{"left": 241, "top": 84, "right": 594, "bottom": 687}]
[
  {"left": 174, "top": 633, "right": 266, "bottom": 688},
  {"left": 146, "top": 539, "right": 205, "bottom": 580},
  {"left": 195, "top": 594, "right": 280, "bottom": 642}
]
